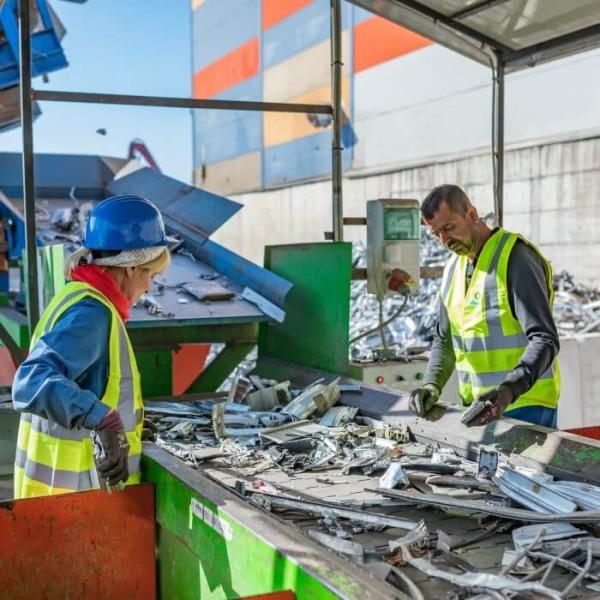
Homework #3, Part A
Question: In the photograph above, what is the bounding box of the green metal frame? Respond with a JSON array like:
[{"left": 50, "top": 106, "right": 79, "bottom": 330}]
[
  {"left": 129, "top": 322, "right": 258, "bottom": 397},
  {"left": 184, "top": 341, "right": 255, "bottom": 393},
  {"left": 142, "top": 444, "right": 395, "bottom": 600}
]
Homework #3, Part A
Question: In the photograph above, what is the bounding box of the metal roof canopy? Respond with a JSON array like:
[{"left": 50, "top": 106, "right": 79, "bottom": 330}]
[
  {"left": 348, "top": 0, "right": 600, "bottom": 232},
  {"left": 348, "top": 0, "right": 600, "bottom": 72}
]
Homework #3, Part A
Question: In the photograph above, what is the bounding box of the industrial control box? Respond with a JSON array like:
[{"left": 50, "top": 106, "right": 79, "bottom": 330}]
[{"left": 366, "top": 199, "right": 420, "bottom": 299}]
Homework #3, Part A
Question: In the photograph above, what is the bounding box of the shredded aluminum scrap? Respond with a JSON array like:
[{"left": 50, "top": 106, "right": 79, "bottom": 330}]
[{"left": 152, "top": 373, "right": 600, "bottom": 598}]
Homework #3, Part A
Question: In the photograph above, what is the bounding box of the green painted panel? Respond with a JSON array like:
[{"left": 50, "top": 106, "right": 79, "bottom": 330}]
[
  {"left": 260, "top": 243, "right": 352, "bottom": 375},
  {"left": 137, "top": 350, "right": 173, "bottom": 397},
  {"left": 143, "top": 455, "right": 345, "bottom": 600},
  {"left": 128, "top": 322, "right": 258, "bottom": 347},
  {"left": 0, "top": 308, "right": 30, "bottom": 349}
]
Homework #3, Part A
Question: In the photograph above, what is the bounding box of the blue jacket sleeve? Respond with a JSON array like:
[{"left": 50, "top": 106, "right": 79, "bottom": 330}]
[{"left": 12, "top": 299, "right": 112, "bottom": 429}]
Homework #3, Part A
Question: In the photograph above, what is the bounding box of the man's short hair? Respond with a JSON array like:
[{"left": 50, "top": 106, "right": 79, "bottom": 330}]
[{"left": 421, "top": 184, "right": 471, "bottom": 219}]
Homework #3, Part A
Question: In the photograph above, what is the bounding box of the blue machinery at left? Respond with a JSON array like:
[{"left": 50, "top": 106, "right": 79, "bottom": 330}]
[
  {"left": 0, "top": 0, "right": 67, "bottom": 88},
  {"left": 0, "top": 0, "right": 79, "bottom": 130},
  {"left": 0, "top": 153, "right": 293, "bottom": 397}
]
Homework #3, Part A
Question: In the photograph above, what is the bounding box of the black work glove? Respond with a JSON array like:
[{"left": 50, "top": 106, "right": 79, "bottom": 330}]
[
  {"left": 465, "top": 384, "right": 514, "bottom": 427},
  {"left": 142, "top": 417, "right": 157, "bottom": 442},
  {"left": 408, "top": 384, "right": 440, "bottom": 417},
  {"left": 92, "top": 410, "right": 129, "bottom": 489}
]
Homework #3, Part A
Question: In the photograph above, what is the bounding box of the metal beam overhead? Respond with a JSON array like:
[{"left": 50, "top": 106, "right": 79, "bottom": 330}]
[
  {"left": 384, "top": 0, "right": 513, "bottom": 54},
  {"left": 32, "top": 90, "right": 333, "bottom": 115},
  {"left": 348, "top": 0, "right": 600, "bottom": 72},
  {"left": 449, "top": 0, "right": 512, "bottom": 21},
  {"left": 347, "top": 0, "right": 493, "bottom": 66},
  {"left": 504, "top": 22, "right": 600, "bottom": 71}
]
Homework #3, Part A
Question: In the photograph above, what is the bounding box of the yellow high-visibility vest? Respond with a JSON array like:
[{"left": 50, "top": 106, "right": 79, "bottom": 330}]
[
  {"left": 441, "top": 228, "right": 560, "bottom": 410},
  {"left": 14, "top": 281, "right": 143, "bottom": 498}
]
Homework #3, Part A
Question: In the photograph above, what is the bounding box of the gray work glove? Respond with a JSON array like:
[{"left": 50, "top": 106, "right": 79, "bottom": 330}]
[
  {"left": 92, "top": 410, "right": 129, "bottom": 489},
  {"left": 408, "top": 384, "right": 440, "bottom": 416},
  {"left": 464, "top": 384, "right": 514, "bottom": 427}
]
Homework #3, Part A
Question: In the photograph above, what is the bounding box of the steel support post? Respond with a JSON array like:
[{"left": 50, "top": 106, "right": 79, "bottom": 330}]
[
  {"left": 18, "top": 0, "right": 40, "bottom": 331},
  {"left": 330, "top": 0, "right": 344, "bottom": 242},
  {"left": 493, "top": 57, "right": 505, "bottom": 226}
]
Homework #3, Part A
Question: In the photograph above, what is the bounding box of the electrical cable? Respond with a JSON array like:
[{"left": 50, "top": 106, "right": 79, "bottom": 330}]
[{"left": 349, "top": 292, "right": 409, "bottom": 345}]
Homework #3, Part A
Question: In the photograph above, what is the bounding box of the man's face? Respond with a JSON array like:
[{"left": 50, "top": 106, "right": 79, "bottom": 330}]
[{"left": 423, "top": 201, "right": 478, "bottom": 256}]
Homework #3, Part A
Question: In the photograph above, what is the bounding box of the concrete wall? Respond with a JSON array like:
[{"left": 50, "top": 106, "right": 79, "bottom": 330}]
[
  {"left": 353, "top": 45, "right": 600, "bottom": 171},
  {"left": 557, "top": 335, "right": 600, "bottom": 429},
  {"left": 211, "top": 133, "right": 600, "bottom": 287}
]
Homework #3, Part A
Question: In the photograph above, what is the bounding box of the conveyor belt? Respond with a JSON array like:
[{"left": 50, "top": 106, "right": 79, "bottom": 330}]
[{"left": 199, "top": 452, "right": 598, "bottom": 598}]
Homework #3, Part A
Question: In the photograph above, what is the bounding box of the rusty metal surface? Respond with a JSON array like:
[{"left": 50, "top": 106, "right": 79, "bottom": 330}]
[{"left": 0, "top": 484, "right": 156, "bottom": 600}]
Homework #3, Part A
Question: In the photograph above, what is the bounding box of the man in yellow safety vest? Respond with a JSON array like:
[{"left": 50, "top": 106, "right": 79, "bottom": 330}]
[{"left": 408, "top": 185, "right": 560, "bottom": 428}]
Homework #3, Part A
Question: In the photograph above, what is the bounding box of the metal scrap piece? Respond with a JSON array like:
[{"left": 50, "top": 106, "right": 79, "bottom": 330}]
[
  {"left": 246, "top": 381, "right": 291, "bottom": 411},
  {"left": 424, "top": 475, "right": 491, "bottom": 490},
  {"left": 549, "top": 480, "right": 600, "bottom": 511},
  {"left": 357, "top": 417, "right": 409, "bottom": 442},
  {"left": 375, "top": 488, "right": 600, "bottom": 523},
  {"left": 259, "top": 421, "right": 325, "bottom": 446},
  {"left": 500, "top": 550, "right": 536, "bottom": 574},
  {"left": 388, "top": 520, "right": 429, "bottom": 553},
  {"left": 162, "top": 421, "right": 194, "bottom": 440},
  {"left": 282, "top": 378, "right": 340, "bottom": 420},
  {"left": 212, "top": 403, "right": 226, "bottom": 439},
  {"left": 226, "top": 374, "right": 253, "bottom": 404},
  {"left": 379, "top": 463, "right": 409, "bottom": 489},
  {"left": 459, "top": 399, "right": 490, "bottom": 426},
  {"left": 249, "top": 492, "right": 422, "bottom": 531},
  {"left": 394, "top": 543, "right": 562, "bottom": 600},
  {"left": 400, "top": 462, "right": 459, "bottom": 475},
  {"left": 319, "top": 406, "right": 358, "bottom": 427},
  {"left": 512, "top": 523, "right": 586, "bottom": 552},
  {"left": 145, "top": 402, "right": 206, "bottom": 416},
  {"left": 477, "top": 449, "right": 498, "bottom": 479},
  {"left": 136, "top": 293, "right": 174, "bottom": 318},
  {"left": 307, "top": 529, "right": 365, "bottom": 562},
  {"left": 493, "top": 466, "right": 577, "bottom": 514},
  {"left": 341, "top": 446, "right": 383, "bottom": 475}
]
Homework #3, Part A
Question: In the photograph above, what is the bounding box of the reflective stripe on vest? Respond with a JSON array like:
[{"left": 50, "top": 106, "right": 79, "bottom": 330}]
[
  {"left": 14, "top": 282, "right": 143, "bottom": 499},
  {"left": 442, "top": 229, "right": 560, "bottom": 410}
]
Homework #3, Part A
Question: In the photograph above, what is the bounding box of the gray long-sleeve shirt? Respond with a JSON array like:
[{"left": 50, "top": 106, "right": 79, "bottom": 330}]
[{"left": 424, "top": 239, "right": 560, "bottom": 401}]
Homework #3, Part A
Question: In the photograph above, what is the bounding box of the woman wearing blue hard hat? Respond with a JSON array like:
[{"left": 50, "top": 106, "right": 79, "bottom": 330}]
[{"left": 12, "top": 195, "right": 170, "bottom": 498}]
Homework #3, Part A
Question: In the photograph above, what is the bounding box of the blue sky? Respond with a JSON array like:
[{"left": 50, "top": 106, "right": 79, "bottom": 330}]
[{"left": 0, "top": 0, "right": 193, "bottom": 183}]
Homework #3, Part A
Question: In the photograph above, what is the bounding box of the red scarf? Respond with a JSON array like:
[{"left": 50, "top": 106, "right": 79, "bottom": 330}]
[{"left": 70, "top": 265, "right": 131, "bottom": 321}]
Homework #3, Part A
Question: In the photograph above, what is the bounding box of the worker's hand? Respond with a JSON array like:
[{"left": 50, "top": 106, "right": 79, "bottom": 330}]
[
  {"left": 142, "top": 417, "right": 157, "bottom": 442},
  {"left": 92, "top": 410, "right": 129, "bottom": 489},
  {"left": 466, "top": 385, "right": 514, "bottom": 427},
  {"left": 408, "top": 384, "right": 440, "bottom": 416}
]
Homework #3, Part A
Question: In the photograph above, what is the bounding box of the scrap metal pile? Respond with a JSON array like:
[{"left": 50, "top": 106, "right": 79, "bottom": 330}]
[
  {"left": 151, "top": 377, "right": 600, "bottom": 598},
  {"left": 350, "top": 233, "right": 600, "bottom": 362},
  {"left": 553, "top": 270, "right": 600, "bottom": 336}
]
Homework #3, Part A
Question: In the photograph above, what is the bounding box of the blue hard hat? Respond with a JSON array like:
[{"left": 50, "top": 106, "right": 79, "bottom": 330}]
[{"left": 84, "top": 195, "right": 167, "bottom": 251}]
